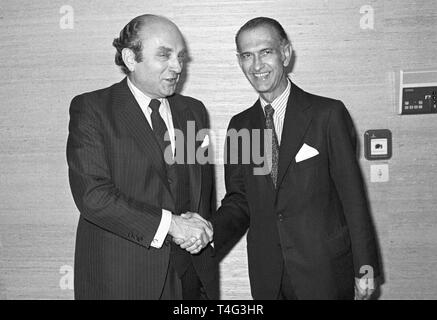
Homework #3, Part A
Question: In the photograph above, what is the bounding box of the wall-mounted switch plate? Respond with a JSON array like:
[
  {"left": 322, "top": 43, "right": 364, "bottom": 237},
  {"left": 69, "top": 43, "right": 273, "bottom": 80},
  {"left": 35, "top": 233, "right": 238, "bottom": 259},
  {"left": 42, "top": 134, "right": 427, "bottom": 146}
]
[
  {"left": 399, "top": 69, "right": 437, "bottom": 115},
  {"left": 364, "top": 129, "right": 392, "bottom": 161},
  {"left": 370, "top": 164, "right": 389, "bottom": 183}
]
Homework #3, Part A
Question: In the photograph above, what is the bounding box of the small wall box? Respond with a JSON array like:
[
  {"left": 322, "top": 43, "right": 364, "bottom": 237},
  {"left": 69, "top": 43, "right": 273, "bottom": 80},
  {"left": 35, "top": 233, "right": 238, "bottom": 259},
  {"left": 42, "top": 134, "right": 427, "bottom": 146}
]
[
  {"left": 364, "top": 129, "right": 392, "bottom": 161},
  {"left": 399, "top": 69, "right": 437, "bottom": 115}
]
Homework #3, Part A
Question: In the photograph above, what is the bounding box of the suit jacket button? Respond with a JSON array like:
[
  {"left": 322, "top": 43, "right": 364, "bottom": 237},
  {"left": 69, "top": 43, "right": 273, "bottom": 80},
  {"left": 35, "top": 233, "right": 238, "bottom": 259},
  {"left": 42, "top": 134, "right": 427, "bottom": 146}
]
[{"left": 278, "top": 214, "right": 283, "bottom": 221}]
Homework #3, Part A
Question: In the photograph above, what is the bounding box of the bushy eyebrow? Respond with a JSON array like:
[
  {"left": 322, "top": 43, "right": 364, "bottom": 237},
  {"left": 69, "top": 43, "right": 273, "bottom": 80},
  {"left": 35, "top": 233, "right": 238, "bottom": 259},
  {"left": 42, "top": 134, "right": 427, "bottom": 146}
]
[
  {"left": 156, "top": 46, "right": 172, "bottom": 54},
  {"left": 238, "top": 47, "right": 275, "bottom": 55},
  {"left": 156, "top": 46, "right": 187, "bottom": 56}
]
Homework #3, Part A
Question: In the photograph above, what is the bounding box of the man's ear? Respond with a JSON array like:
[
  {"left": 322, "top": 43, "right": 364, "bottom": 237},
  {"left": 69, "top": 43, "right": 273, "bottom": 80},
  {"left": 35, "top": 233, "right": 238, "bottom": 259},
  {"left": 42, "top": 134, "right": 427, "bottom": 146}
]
[
  {"left": 236, "top": 53, "right": 243, "bottom": 69},
  {"left": 122, "top": 48, "right": 137, "bottom": 72},
  {"left": 281, "top": 42, "right": 292, "bottom": 67}
]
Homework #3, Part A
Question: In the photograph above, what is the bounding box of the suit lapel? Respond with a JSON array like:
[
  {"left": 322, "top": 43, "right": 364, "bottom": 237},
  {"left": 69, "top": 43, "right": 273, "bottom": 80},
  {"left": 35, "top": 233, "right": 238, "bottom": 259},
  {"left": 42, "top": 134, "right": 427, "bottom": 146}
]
[
  {"left": 276, "top": 82, "right": 313, "bottom": 189},
  {"left": 168, "top": 95, "right": 202, "bottom": 213},
  {"left": 112, "top": 78, "right": 172, "bottom": 194}
]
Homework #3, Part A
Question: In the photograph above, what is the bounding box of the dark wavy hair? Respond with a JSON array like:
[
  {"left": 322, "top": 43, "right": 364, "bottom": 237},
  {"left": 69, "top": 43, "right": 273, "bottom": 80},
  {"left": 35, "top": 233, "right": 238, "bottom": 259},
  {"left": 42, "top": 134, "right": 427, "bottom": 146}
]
[
  {"left": 112, "top": 15, "right": 153, "bottom": 74},
  {"left": 235, "top": 17, "right": 290, "bottom": 52}
]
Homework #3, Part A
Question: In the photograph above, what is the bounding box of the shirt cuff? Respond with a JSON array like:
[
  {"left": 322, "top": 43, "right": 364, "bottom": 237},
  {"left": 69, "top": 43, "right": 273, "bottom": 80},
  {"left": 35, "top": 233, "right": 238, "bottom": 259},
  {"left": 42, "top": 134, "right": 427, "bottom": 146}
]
[{"left": 150, "top": 209, "right": 172, "bottom": 248}]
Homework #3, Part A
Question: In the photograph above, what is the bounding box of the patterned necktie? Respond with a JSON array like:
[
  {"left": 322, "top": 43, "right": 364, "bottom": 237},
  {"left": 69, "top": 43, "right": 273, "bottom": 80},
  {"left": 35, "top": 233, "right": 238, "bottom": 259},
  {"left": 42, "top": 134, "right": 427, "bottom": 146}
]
[
  {"left": 264, "top": 104, "right": 279, "bottom": 188},
  {"left": 149, "top": 99, "right": 171, "bottom": 154}
]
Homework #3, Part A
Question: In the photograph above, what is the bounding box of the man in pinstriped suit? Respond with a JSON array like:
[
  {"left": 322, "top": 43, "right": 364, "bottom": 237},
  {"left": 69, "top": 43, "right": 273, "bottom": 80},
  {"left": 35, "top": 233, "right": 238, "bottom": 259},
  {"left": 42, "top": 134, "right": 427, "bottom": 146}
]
[{"left": 66, "top": 14, "right": 218, "bottom": 299}]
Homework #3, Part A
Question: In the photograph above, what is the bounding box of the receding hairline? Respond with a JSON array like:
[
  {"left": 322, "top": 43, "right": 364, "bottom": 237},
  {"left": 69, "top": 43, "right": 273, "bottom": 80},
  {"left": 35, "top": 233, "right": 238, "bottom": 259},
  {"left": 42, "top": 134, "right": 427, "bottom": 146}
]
[
  {"left": 235, "top": 18, "right": 290, "bottom": 51},
  {"left": 136, "top": 14, "right": 182, "bottom": 36}
]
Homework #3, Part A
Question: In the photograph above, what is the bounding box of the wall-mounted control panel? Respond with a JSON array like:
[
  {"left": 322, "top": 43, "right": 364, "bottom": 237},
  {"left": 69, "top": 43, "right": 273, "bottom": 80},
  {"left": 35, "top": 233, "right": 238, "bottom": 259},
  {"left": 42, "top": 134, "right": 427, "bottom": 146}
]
[
  {"left": 399, "top": 70, "right": 437, "bottom": 115},
  {"left": 364, "top": 129, "right": 392, "bottom": 161}
]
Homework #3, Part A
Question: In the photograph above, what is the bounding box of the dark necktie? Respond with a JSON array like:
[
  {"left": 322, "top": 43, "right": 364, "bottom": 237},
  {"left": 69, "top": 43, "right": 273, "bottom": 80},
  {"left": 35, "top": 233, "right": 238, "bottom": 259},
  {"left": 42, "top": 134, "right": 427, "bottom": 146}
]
[
  {"left": 264, "top": 104, "right": 279, "bottom": 188},
  {"left": 149, "top": 99, "right": 171, "bottom": 155}
]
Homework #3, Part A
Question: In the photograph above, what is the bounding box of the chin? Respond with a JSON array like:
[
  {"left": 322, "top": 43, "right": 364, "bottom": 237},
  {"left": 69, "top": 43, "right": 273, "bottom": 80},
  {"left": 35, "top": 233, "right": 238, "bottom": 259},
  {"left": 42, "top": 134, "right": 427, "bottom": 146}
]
[
  {"left": 249, "top": 80, "right": 272, "bottom": 91},
  {"left": 253, "top": 84, "right": 273, "bottom": 93},
  {"left": 162, "top": 87, "right": 176, "bottom": 97}
]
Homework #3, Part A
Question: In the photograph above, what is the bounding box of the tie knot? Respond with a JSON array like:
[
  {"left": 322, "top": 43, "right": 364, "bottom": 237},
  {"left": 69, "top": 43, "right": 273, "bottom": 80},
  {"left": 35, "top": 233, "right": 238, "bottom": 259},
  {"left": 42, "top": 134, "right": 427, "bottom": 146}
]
[
  {"left": 265, "top": 104, "right": 274, "bottom": 117},
  {"left": 149, "top": 99, "right": 161, "bottom": 112}
]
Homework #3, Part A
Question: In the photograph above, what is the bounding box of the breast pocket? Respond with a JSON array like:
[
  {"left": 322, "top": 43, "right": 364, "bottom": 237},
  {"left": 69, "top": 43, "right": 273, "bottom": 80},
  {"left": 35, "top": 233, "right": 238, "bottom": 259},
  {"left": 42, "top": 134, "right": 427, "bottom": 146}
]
[{"left": 294, "top": 154, "right": 321, "bottom": 170}]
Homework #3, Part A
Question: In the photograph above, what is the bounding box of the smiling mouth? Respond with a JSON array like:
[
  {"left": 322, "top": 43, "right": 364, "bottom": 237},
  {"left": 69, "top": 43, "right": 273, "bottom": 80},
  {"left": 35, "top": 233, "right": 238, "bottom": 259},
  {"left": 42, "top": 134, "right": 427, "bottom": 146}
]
[
  {"left": 164, "top": 74, "right": 179, "bottom": 84},
  {"left": 165, "top": 78, "right": 178, "bottom": 83},
  {"left": 253, "top": 72, "right": 270, "bottom": 79}
]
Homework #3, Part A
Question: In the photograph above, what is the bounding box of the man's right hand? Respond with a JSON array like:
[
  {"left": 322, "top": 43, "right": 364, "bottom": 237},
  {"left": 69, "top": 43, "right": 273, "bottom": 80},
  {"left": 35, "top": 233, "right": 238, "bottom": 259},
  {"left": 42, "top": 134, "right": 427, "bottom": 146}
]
[{"left": 169, "top": 212, "right": 213, "bottom": 254}]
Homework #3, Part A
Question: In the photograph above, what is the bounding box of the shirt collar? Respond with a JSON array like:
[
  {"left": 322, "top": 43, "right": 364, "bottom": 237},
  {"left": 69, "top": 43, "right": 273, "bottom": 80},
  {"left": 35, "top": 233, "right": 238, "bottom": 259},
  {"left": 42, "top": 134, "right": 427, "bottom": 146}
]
[
  {"left": 260, "top": 79, "right": 291, "bottom": 114},
  {"left": 126, "top": 77, "right": 165, "bottom": 108}
]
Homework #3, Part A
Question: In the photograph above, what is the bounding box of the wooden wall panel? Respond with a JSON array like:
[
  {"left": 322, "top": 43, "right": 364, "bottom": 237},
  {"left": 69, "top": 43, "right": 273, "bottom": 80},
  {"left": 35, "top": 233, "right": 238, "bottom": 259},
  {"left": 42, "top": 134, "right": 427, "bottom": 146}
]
[{"left": 0, "top": 0, "right": 436, "bottom": 299}]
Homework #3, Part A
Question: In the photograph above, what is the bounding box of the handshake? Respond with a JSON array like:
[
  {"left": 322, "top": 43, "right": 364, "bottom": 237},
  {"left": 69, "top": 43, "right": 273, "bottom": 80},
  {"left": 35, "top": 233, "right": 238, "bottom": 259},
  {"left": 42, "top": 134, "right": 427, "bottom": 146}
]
[{"left": 168, "top": 212, "right": 213, "bottom": 254}]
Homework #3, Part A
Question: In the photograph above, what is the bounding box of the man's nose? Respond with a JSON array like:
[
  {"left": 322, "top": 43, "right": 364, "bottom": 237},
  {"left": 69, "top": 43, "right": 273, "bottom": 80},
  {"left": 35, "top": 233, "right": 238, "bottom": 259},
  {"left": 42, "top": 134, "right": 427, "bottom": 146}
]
[
  {"left": 169, "top": 56, "right": 183, "bottom": 73},
  {"left": 252, "top": 55, "right": 263, "bottom": 71}
]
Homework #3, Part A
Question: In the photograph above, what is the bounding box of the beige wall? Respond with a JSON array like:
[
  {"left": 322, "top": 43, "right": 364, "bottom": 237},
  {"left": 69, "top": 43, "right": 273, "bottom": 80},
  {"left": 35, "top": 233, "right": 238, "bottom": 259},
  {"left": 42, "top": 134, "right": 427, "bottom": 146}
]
[{"left": 0, "top": 0, "right": 436, "bottom": 299}]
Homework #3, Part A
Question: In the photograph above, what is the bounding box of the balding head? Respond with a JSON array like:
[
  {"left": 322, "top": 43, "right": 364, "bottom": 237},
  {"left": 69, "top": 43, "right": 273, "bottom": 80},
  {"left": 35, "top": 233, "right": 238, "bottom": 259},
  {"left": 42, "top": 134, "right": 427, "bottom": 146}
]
[
  {"left": 114, "top": 14, "right": 186, "bottom": 98},
  {"left": 113, "top": 14, "right": 184, "bottom": 75}
]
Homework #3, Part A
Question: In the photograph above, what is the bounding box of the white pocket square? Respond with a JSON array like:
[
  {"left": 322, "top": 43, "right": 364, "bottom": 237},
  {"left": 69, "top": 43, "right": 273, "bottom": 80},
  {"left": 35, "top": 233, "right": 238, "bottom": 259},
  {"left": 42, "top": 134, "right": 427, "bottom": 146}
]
[
  {"left": 295, "top": 143, "right": 319, "bottom": 162},
  {"left": 200, "top": 134, "right": 210, "bottom": 148}
]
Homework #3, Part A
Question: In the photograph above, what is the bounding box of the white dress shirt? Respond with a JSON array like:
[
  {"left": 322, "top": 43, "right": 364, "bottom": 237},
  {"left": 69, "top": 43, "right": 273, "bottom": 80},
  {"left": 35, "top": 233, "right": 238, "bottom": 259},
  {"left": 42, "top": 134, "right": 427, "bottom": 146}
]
[
  {"left": 259, "top": 79, "right": 291, "bottom": 145},
  {"left": 127, "top": 77, "right": 174, "bottom": 249}
]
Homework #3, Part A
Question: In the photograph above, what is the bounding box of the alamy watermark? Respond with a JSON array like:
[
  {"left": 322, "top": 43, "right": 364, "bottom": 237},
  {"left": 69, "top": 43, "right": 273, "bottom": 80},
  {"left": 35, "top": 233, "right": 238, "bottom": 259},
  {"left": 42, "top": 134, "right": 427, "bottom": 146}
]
[
  {"left": 59, "top": 5, "right": 74, "bottom": 29},
  {"left": 163, "top": 121, "right": 273, "bottom": 176},
  {"left": 59, "top": 265, "right": 74, "bottom": 290},
  {"left": 358, "top": 265, "right": 375, "bottom": 290},
  {"left": 360, "top": 5, "right": 375, "bottom": 30}
]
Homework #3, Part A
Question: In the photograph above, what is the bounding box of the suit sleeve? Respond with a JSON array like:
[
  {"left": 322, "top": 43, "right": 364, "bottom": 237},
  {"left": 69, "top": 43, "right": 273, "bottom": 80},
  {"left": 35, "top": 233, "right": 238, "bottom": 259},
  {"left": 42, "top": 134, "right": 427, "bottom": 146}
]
[
  {"left": 211, "top": 117, "right": 250, "bottom": 260},
  {"left": 66, "top": 94, "right": 162, "bottom": 249},
  {"left": 327, "top": 101, "right": 380, "bottom": 278}
]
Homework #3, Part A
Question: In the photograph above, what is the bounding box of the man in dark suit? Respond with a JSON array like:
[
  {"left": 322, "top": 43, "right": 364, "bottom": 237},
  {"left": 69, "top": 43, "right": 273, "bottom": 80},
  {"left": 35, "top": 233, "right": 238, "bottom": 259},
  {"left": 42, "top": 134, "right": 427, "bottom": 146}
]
[
  {"left": 66, "top": 14, "right": 218, "bottom": 300},
  {"left": 211, "top": 17, "right": 381, "bottom": 299}
]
